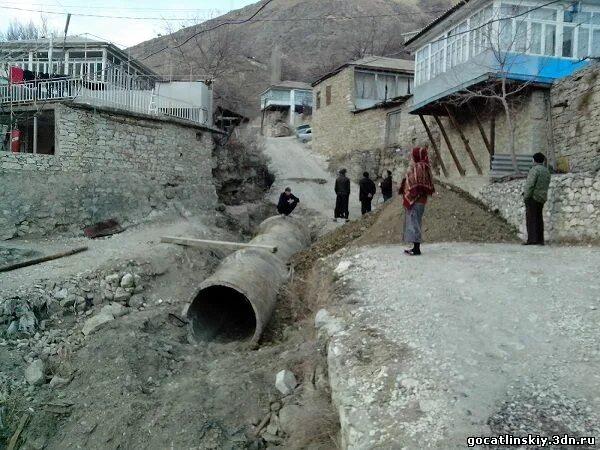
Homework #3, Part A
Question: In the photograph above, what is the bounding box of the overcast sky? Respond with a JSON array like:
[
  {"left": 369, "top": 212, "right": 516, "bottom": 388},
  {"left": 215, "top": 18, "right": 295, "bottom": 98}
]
[{"left": 0, "top": 0, "right": 258, "bottom": 47}]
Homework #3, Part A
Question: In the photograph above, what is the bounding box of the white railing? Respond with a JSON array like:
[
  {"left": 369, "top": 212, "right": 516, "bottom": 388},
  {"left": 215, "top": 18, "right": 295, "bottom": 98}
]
[{"left": 0, "top": 77, "right": 209, "bottom": 125}]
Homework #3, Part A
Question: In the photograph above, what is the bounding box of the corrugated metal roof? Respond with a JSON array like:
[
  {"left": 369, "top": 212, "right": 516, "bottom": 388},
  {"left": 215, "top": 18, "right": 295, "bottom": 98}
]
[
  {"left": 269, "top": 80, "right": 312, "bottom": 90},
  {"left": 351, "top": 56, "right": 415, "bottom": 72},
  {"left": 312, "top": 56, "right": 414, "bottom": 87}
]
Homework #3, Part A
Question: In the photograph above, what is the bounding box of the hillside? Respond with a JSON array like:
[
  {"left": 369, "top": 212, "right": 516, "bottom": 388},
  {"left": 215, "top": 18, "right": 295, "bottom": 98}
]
[{"left": 129, "top": 0, "right": 453, "bottom": 118}]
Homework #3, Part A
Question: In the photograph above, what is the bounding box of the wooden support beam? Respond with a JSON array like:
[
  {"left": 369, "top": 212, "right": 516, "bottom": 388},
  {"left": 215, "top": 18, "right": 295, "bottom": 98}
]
[
  {"left": 443, "top": 104, "right": 483, "bottom": 175},
  {"left": 160, "top": 236, "right": 278, "bottom": 253},
  {"left": 470, "top": 105, "right": 494, "bottom": 156},
  {"left": 0, "top": 247, "right": 88, "bottom": 273},
  {"left": 432, "top": 114, "right": 466, "bottom": 176},
  {"left": 490, "top": 114, "right": 496, "bottom": 156},
  {"left": 419, "top": 114, "right": 448, "bottom": 178}
]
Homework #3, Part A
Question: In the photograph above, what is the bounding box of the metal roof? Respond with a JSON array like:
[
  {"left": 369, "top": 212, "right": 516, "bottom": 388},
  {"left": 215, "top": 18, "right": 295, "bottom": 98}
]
[
  {"left": 267, "top": 80, "right": 312, "bottom": 91},
  {"left": 312, "top": 56, "right": 414, "bottom": 87},
  {"left": 0, "top": 36, "right": 158, "bottom": 78}
]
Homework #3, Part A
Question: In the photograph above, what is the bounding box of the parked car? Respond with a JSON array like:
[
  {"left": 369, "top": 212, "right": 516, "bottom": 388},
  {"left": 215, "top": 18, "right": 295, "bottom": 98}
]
[
  {"left": 295, "top": 124, "right": 310, "bottom": 138},
  {"left": 298, "top": 128, "right": 312, "bottom": 143}
]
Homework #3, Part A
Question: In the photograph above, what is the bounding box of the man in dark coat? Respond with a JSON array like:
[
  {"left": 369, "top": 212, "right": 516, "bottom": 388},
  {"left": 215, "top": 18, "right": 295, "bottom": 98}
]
[
  {"left": 380, "top": 170, "right": 393, "bottom": 202},
  {"left": 523, "top": 152, "right": 551, "bottom": 245},
  {"left": 334, "top": 168, "right": 351, "bottom": 222},
  {"left": 359, "top": 172, "right": 377, "bottom": 215},
  {"left": 277, "top": 187, "right": 300, "bottom": 216}
]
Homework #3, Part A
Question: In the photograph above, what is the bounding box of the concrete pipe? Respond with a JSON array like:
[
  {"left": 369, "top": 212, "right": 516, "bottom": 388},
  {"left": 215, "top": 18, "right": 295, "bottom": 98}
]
[{"left": 187, "top": 216, "right": 311, "bottom": 344}]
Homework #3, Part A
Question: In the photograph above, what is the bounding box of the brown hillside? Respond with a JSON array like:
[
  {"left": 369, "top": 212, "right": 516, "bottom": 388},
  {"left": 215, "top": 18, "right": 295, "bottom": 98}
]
[{"left": 129, "top": 0, "right": 453, "bottom": 117}]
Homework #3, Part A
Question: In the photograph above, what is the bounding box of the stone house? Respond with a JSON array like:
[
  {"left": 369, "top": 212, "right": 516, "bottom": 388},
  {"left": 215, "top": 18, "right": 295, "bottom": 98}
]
[
  {"left": 310, "top": 56, "right": 417, "bottom": 179},
  {"left": 405, "top": 0, "right": 600, "bottom": 240},
  {"left": 0, "top": 37, "right": 221, "bottom": 240},
  {"left": 259, "top": 80, "right": 312, "bottom": 136}
]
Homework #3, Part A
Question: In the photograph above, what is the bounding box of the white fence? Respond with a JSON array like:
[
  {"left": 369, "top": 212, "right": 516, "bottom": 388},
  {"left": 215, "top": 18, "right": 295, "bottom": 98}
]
[{"left": 0, "top": 77, "right": 209, "bottom": 125}]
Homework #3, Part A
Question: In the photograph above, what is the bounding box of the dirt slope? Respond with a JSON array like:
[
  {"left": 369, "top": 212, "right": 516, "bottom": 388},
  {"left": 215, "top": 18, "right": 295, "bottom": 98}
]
[{"left": 354, "top": 183, "right": 519, "bottom": 247}]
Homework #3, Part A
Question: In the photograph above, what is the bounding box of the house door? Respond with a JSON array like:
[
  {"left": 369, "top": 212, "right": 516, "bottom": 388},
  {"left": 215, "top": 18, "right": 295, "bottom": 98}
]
[{"left": 385, "top": 109, "right": 402, "bottom": 148}]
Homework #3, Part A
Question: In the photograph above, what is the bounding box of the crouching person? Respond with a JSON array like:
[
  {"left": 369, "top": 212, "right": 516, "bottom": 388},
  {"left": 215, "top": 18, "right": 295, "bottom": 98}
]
[{"left": 277, "top": 187, "right": 300, "bottom": 216}]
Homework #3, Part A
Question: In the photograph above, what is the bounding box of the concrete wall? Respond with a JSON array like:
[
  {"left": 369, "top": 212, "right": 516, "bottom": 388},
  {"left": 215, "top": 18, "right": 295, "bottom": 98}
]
[
  {"left": 551, "top": 62, "right": 600, "bottom": 173},
  {"left": 0, "top": 103, "right": 217, "bottom": 240},
  {"left": 480, "top": 173, "right": 600, "bottom": 242}
]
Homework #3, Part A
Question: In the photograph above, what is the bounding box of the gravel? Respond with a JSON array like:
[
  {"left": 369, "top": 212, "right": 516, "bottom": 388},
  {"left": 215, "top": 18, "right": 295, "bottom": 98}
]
[{"left": 321, "top": 243, "right": 600, "bottom": 449}]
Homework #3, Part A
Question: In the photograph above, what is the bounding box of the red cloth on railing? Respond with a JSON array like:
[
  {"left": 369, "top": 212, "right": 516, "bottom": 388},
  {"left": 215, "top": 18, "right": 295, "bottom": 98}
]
[{"left": 9, "top": 67, "right": 24, "bottom": 84}]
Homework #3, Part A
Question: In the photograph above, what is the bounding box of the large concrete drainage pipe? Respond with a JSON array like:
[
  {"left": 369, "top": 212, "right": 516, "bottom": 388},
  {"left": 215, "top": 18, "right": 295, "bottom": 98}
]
[{"left": 187, "top": 216, "right": 311, "bottom": 344}]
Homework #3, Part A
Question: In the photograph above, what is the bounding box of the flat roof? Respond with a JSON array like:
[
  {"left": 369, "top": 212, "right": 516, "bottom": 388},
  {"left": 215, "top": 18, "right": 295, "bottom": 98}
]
[
  {"left": 0, "top": 36, "right": 158, "bottom": 78},
  {"left": 312, "top": 56, "right": 414, "bottom": 87}
]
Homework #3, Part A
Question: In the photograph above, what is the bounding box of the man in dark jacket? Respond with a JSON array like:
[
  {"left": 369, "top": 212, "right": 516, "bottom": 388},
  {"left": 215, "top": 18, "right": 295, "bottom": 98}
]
[
  {"left": 523, "top": 153, "right": 551, "bottom": 245},
  {"left": 277, "top": 187, "right": 300, "bottom": 216},
  {"left": 359, "top": 172, "right": 377, "bottom": 215},
  {"left": 380, "top": 170, "right": 393, "bottom": 202},
  {"left": 334, "top": 168, "right": 351, "bottom": 222}
]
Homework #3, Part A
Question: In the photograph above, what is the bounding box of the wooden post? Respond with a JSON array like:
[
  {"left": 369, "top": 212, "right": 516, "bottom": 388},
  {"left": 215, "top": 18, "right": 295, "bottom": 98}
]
[
  {"left": 470, "top": 105, "right": 493, "bottom": 156},
  {"left": 490, "top": 114, "right": 496, "bottom": 156},
  {"left": 419, "top": 115, "right": 448, "bottom": 177},
  {"left": 160, "top": 236, "right": 278, "bottom": 253},
  {"left": 443, "top": 105, "right": 482, "bottom": 175},
  {"left": 433, "top": 114, "right": 466, "bottom": 176}
]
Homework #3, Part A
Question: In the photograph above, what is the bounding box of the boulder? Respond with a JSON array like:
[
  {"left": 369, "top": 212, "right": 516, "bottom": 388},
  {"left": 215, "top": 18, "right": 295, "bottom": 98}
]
[
  {"left": 120, "top": 273, "right": 135, "bottom": 288},
  {"left": 275, "top": 370, "right": 297, "bottom": 395},
  {"left": 82, "top": 312, "right": 114, "bottom": 336},
  {"left": 25, "top": 359, "right": 46, "bottom": 386},
  {"left": 113, "top": 287, "right": 131, "bottom": 303},
  {"left": 18, "top": 311, "right": 37, "bottom": 334},
  {"left": 278, "top": 404, "right": 304, "bottom": 435},
  {"left": 128, "top": 295, "right": 144, "bottom": 309},
  {"left": 101, "top": 303, "right": 127, "bottom": 318},
  {"left": 49, "top": 375, "right": 71, "bottom": 388}
]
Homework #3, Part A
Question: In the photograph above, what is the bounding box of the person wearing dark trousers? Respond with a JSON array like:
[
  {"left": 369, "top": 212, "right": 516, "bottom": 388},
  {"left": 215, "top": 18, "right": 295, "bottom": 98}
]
[
  {"left": 334, "top": 168, "right": 351, "bottom": 222},
  {"left": 359, "top": 172, "right": 376, "bottom": 215},
  {"left": 401, "top": 147, "right": 435, "bottom": 256},
  {"left": 523, "top": 152, "right": 551, "bottom": 245},
  {"left": 277, "top": 187, "right": 300, "bottom": 216},
  {"left": 380, "top": 170, "right": 393, "bottom": 202}
]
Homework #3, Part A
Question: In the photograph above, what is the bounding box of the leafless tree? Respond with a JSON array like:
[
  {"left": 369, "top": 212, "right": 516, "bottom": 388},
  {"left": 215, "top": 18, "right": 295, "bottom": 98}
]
[
  {"left": 0, "top": 17, "right": 54, "bottom": 41},
  {"left": 448, "top": 6, "right": 542, "bottom": 174},
  {"left": 341, "top": 17, "right": 407, "bottom": 60}
]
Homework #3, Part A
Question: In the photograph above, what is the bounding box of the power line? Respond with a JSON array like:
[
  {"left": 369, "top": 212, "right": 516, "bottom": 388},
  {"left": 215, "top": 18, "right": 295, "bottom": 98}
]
[{"left": 0, "top": 3, "right": 459, "bottom": 22}]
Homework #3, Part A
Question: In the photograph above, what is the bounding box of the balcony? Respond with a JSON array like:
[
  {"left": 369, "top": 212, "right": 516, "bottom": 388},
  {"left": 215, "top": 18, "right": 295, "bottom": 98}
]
[{"left": 0, "top": 76, "right": 210, "bottom": 126}]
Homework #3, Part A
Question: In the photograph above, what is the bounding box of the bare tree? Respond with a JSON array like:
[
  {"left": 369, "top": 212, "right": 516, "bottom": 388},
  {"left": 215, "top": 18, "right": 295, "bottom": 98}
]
[
  {"left": 448, "top": 5, "right": 544, "bottom": 174},
  {"left": 0, "top": 17, "right": 54, "bottom": 41},
  {"left": 341, "top": 17, "right": 407, "bottom": 60}
]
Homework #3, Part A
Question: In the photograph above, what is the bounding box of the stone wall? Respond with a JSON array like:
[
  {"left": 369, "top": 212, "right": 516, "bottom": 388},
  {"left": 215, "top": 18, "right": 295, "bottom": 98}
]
[
  {"left": 312, "top": 68, "right": 423, "bottom": 181},
  {"left": 480, "top": 173, "right": 600, "bottom": 242},
  {"left": 0, "top": 103, "right": 218, "bottom": 239},
  {"left": 551, "top": 62, "right": 600, "bottom": 173}
]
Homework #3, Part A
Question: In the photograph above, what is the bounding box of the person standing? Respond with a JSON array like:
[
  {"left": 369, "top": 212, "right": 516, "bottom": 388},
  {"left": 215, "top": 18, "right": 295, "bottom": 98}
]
[
  {"left": 359, "top": 171, "right": 377, "bottom": 215},
  {"left": 380, "top": 170, "right": 393, "bottom": 202},
  {"left": 277, "top": 187, "right": 300, "bottom": 216},
  {"left": 401, "top": 147, "right": 435, "bottom": 256},
  {"left": 523, "top": 152, "right": 551, "bottom": 245},
  {"left": 334, "top": 168, "right": 351, "bottom": 222}
]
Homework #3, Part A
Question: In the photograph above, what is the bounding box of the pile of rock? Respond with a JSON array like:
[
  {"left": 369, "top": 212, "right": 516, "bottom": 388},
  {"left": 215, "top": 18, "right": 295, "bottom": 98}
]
[{"left": 0, "top": 263, "right": 149, "bottom": 338}]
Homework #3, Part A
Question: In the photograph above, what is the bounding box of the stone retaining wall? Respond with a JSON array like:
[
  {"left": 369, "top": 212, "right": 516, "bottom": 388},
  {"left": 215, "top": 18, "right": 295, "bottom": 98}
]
[
  {"left": 480, "top": 172, "right": 600, "bottom": 241},
  {"left": 0, "top": 103, "right": 218, "bottom": 239}
]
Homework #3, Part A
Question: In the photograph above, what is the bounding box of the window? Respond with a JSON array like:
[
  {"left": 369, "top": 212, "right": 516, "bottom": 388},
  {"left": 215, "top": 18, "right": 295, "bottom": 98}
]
[
  {"left": 326, "top": 85, "right": 332, "bottom": 105},
  {"left": 544, "top": 25, "right": 556, "bottom": 55},
  {"left": 562, "top": 26, "right": 574, "bottom": 57},
  {"left": 316, "top": 91, "right": 321, "bottom": 109}
]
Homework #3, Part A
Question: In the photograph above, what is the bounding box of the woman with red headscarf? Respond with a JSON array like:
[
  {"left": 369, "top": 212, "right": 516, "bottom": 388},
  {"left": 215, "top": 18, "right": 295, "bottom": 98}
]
[{"left": 400, "top": 147, "right": 435, "bottom": 255}]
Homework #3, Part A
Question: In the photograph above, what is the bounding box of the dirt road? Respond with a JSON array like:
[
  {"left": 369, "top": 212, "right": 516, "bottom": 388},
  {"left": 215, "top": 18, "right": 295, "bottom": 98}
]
[
  {"left": 321, "top": 243, "right": 600, "bottom": 449},
  {"left": 264, "top": 137, "right": 361, "bottom": 233}
]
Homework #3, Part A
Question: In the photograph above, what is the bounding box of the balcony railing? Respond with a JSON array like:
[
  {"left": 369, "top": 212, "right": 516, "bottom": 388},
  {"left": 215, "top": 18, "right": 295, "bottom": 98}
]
[{"left": 0, "top": 77, "right": 209, "bottom": 126}]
